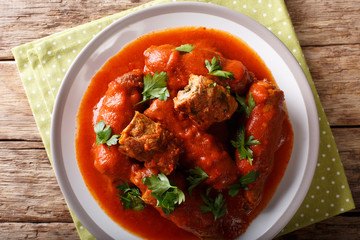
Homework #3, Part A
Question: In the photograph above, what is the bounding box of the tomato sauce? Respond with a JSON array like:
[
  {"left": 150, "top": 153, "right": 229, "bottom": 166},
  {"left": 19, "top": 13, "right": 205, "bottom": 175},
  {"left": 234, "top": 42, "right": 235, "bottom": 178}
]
[{"left": 76, "top": 27, "right": 293, "bottom": 239}]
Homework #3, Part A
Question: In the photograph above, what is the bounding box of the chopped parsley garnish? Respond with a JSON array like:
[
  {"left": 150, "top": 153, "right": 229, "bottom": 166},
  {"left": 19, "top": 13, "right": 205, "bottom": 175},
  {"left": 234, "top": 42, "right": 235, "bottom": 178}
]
[
  {"left": 208, "top": 82, "right": 217, "bottom": 88},
  {"left": 94, "top": 121, "right": 120, "bottom": 147},
  {"left": 175, "top": 44, "right": 194, "bottom": 53},
  {"left": 116, "top": 182, "right": 145, "bottom": 211},
  {"left": 186, "top": 166, "right": 209, "bottom": 196},
  {"left": 106, "top": 134, "right": 120, "bottom": 146},
  {"left": 231, "top": 125, "right": 260, "bottom": 165},
  {"left": 225, "top": 85, "right": 231, "bottom": 93},
  {"left": 142, "top": 173, "right": 185, "bottom": 215},
  {"left": 136, "top": 71, "right": 170, "bottom": 105},
  {"left": 205, "top": 56, "right": 234, "bottom": 79},
  {"left": 235, "top": 92, "right": 256, "bottom": 116},
  {"left": 200, "top": 189, "right": 227, "bottom": 221},
  {"left": 227, "top": 171, "right": 260, "bottom": 196}
]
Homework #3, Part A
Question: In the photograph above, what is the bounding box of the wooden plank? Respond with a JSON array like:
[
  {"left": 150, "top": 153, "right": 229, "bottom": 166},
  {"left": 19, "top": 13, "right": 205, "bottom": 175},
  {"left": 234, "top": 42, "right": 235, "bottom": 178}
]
[
  {"left": 0, "top": 0, "right": 152, "bottom": 59},
  {"left": 0, "top": 0, "right": 359, "bottom": 59},
  {"left": 276, "top": 215, "right": 360, "bottom": 240},
  {"left": 286, "top": 0, "right": 360, "bottom": 46},
  {"left": 0, "top": 222, "right": 78, "bottom": 240},
  {"left": 0, "top": 141, "right": 72, "bottom": 222},
  {"left": 303, "top": 44, "right": 360, "bottom": 126}
]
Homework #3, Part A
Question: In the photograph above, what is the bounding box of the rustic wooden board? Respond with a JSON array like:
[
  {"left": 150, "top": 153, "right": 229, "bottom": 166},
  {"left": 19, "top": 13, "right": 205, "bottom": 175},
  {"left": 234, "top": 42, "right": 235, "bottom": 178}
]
[
  {"left": 0, "top": 223, "right": 78, "bottom": 240},
  {"left": 286, "top": 0, "right": 360, "bottom": 46},
  {"left": 0, "top": 0, "right": 359, "bottom": 239},
  {"left": 0, "top": 0, "right": 152, "bottom": 59},
  {"left": 1, "top": 0, "right": 359, "bottom": 59},
  {"left": 0, "top": 141, "right": 72, "bottom": 222},
  {"left": 303, "top": 44, "right": 360, "bottom": 126}
]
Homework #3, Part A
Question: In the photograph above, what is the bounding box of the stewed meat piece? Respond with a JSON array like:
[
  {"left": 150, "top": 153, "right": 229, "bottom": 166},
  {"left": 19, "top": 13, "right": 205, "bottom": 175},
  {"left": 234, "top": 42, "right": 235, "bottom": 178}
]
[
  {"left": 93, "top": 69, "right": 144, "bottom": 180},
  {"left": 174, "top": 75, "right": 238, "bottom": 129},
  {"left": 129, "top": 165, "right": 227, "bottom": 239},
  {"left": 118, "top": 111, "right": 182, "bottom": 175},
  {"left": 236, "top": 80, "right": 286, "bottom": 209}
]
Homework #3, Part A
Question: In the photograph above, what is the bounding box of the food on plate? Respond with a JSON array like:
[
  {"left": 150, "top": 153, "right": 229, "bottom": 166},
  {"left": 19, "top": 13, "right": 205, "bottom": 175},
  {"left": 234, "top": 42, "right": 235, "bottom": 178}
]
[
  {"left": 235, "top": 80, "right": 286, "bottom": 208},
  {"left": 174, "top": 74, "right": 238, "bottom": 129},
  {"left": 118, "top": 111, "right": 182, "bottom": 175},
  {"left": 76, "top": 27, "right": 293, "bottom": 239}
]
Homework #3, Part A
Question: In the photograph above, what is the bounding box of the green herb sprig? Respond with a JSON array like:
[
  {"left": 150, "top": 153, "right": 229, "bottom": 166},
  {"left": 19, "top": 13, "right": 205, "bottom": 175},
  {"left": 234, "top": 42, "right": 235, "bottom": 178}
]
[
  {"left": 116, "top": 182, "right": 145, "bottom": 211},
  {"left": 225, "top": 85, "right": 231, "bottom": 93},
  {"left": 186, "top": 166, "right": 209, "bottom": 196},
  {"left": 94, "top": 121, "right": 120, "bottom": 147},
  {"left": 235, "top": 92, "right": 256, "bottom": 116},
  {"left": 205, "top": 56, "right": 234, "bottom": 79},
  {"left": 208, "top": 82, "right": 217, "bottom": 88},
  {"left": 175, "top": 44, "right": 194, "bottom": 53},
  {"left": 200, "top": 189, "right": 227, "bottom": 221},
  {"left": 142, "top": 173, "right": 185, "bottom": 215},
  {"left": 227, "top": 171, "right": 260, "bottom": 196},
  {"left": 136, "top": 71, "right": 170, "bottom": 105},
  {"left": 231, "top": 125, "right": 260, "bottom": 165}
]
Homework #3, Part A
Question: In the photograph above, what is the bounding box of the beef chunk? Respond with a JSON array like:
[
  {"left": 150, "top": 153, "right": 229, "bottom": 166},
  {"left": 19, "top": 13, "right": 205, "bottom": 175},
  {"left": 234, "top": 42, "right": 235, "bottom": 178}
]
[
  {"left": 118, "top": 111, "right": 182, "bottom": 175},
  {"left": 174, "top": 75, "right": 238, "bottom": 129}
]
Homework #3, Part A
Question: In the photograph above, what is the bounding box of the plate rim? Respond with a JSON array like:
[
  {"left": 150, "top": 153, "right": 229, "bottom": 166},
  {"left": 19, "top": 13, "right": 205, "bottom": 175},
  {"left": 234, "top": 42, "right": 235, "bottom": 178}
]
[{"left": 51, "top": 2, "right": 319, "bottom": 239}]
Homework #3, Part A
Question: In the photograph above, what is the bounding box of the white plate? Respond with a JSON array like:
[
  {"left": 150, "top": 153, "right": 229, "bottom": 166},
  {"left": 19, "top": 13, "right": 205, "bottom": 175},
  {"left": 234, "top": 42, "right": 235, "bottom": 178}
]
[{"left": 51, "top": 2, "right": 319, "bottom": 240}]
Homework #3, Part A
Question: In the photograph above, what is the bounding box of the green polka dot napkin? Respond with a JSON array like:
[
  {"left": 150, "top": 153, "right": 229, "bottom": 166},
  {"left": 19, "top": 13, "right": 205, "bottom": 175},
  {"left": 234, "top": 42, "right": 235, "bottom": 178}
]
[{"left": 12, "top": 0, "right": 355, "bottom": 239}]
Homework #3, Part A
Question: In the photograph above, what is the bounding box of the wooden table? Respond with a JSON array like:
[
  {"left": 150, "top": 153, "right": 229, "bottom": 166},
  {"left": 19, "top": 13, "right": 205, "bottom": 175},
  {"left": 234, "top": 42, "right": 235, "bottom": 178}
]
[{"left": 0, "top": 0, "right": 359, "bottom": 239}]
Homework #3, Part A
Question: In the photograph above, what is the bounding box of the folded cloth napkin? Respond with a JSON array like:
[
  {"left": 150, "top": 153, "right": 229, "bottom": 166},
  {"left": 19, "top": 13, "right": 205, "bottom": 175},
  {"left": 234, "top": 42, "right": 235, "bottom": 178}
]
[{"left": 12, "top": 0, "right": 355, "bottom": 239}]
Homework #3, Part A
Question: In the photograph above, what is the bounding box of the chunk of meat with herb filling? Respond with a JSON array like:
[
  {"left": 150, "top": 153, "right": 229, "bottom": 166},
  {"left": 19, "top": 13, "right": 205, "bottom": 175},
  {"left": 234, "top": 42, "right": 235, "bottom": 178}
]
[
  {"left": 118, "top": 111, "right": 182, "bottom": 175},
  {"left": 174, "top": 75, "right": 238, "bottom": 129}
]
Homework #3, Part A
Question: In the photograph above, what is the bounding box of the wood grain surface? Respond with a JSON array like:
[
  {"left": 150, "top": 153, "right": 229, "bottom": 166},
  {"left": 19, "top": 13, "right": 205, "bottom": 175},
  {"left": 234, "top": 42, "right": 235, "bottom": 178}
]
[{"left": 0, "top": 0, "right": 359, "bottom": 239}]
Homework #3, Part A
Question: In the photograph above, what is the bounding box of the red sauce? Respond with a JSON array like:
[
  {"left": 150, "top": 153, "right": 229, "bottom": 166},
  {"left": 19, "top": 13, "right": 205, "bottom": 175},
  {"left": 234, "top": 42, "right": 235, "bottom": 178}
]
[{"left": 76, "top": 27, "right": 293, "bottom": 239}]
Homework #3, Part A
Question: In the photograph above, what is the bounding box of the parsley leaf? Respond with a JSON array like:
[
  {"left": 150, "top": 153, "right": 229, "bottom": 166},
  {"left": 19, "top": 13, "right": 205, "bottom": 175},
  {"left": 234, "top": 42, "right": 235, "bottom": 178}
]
[
  {"left": 227, "top": 183, "right": 241, "bottom": 197},
  {"left": 231, "top": 125, "right": 260, "bottom": 165},
  {"left": 116, "top": 182, "right": 145, "bottom": 211},
  {"left": 136, "top": 72, "right": 170, "bottom": 105},
  {"left": 94, "top": 121, "right": 120, "bottom": 146},
  {"left": 142, "top": 173, "right": 185, "bottom": 215},
  {"left": 205, "top": 56, "right": 234, "bottom": 79},
  {"left": 205, "top": 56, "right": 222, "bottom": 73},
  {"left": 225, "top": 85, "right": 231, "bottom": 93},
  {"left": 175, "top": 44, "right": 194, "bottom": 53},
  {"left": 235, "top": 92, "right": 256, "bottom": 116},
  {"left": 239, "top": 171, "right": 260, "bottom": 190},
  {"left": 200, "top": 190, "right": 227, "bottom": 221},
  {"left": 227, "top": 171, "right": 260, "bottom": 196},
  {"left": 106, "top": 134, "right": 121, "bottom": 146},
  {"left": 186, "top": 166, "right": 209, "bottom": 196},
  {"left": 208, "top": 82, "right": 217, "bottom": 88}
]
